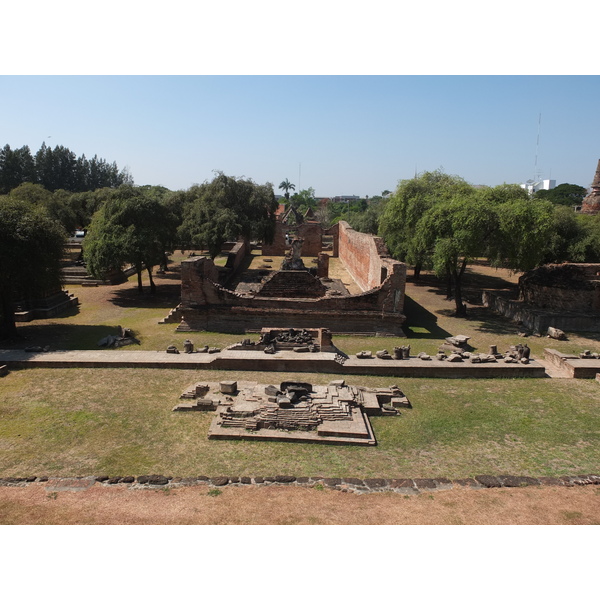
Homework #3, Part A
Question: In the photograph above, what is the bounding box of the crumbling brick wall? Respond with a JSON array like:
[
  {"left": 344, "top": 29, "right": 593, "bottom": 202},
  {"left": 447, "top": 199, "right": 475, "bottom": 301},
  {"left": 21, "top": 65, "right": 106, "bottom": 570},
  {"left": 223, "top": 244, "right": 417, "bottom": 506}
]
[
  {"left": 168, "top": 254, "right": 406, "bottom": 334},
  {"left": 170, "top": 219, "right": 407, "bottom": 335},
  {"left": 262, "top": 220, "right": 331, "bottom": 257},
  {"left": 519, "top": 263, "right": 600, "bottom": 312}
]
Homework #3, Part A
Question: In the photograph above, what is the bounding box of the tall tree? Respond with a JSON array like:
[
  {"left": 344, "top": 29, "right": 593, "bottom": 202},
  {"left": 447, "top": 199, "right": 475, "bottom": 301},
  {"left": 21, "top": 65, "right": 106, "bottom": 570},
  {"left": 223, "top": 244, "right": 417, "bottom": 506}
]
[
  {"left": 178, "top": 172, "right": 277, "bottom": 258},
  {"left": 288, "top": 187, "right": 317, "bottom": 211},
  {"left": 278, "top": 178, "right": 295, "bottom": 200},
  {"left": 0, "top": 197, "right": 66, "bottom": 338},
  {"left": 379, "top": 170, "right": 472, "bottom": 278},
  {"left": 8, "top": 183, "right": 78, "bottom": 233},
  {"left": 83, "top": 187, "right": 177, "bottom": 293},
  {"left": 380, "top": 173, "right": 555, "bottom": 317},
  {"left": 0, "top": 142, "right": 132, "bottom": 193},
  {"left": 535, "top": 183, "right": 587, "bottom": 207},
  {"left": 0, "top": 144, "right": 36, "bottom": 194}
]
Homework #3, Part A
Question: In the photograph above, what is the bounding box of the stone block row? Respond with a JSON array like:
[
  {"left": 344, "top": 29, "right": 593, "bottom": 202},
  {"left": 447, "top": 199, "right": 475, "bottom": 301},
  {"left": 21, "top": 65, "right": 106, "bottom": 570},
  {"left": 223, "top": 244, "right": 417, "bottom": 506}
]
[{"left": 1, "top": 474, "right": 599, "bottom": 492}]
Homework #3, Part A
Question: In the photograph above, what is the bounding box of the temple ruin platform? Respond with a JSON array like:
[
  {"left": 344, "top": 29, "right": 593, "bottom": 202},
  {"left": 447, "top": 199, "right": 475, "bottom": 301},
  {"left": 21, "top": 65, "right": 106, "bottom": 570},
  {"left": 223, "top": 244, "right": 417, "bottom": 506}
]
[
  {"left": 543, "top": 348, "right": 600, "bottom": 379},
  {"left": 0, "top": 348, "right": 546, "bottom": 378},
  {"left": 174, "top": 379, "right": 406, "bottom": 445}
]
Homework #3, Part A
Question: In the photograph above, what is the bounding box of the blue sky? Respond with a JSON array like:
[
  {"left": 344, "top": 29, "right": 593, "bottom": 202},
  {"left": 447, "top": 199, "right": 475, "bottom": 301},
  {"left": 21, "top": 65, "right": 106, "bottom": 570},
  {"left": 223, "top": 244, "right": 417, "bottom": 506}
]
[
  {"left": 2, "top": 2, "right": 599, "bottom": 197},
  {"left": 2, "top": 75, "right": 599, "bottom": 197}
]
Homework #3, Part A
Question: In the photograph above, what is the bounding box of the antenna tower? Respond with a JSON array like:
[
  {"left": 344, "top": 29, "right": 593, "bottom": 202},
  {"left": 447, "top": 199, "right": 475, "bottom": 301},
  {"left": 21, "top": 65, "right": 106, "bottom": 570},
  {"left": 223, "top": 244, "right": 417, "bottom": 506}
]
[{"left": 534, "top": 112, "right": 542, "bottom": 182}]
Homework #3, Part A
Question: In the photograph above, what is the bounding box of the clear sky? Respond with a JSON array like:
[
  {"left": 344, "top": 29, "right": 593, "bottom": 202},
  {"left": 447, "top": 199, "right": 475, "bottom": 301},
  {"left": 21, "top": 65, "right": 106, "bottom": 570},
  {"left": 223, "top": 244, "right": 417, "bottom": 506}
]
[
  {"left": 2, "top": 75, "right": 599, "bottom": 197},
  {"left": 2, "top": 2, "right": 599, "bottom": 198}
]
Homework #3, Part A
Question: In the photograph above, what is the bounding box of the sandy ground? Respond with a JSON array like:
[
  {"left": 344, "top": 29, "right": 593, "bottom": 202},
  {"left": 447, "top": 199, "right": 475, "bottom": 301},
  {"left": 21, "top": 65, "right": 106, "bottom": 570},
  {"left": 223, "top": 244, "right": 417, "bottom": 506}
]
[{"left": 0, "top": 483, "right": 598, "bottom": 525}]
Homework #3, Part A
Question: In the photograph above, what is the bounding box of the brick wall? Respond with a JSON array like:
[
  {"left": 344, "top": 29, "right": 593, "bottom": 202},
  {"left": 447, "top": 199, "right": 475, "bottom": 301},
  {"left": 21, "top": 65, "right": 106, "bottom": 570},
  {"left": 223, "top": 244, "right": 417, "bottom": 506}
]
[
  {"left": 519, "top": 263, "right": 600, "bottom": 312},
  {"left": 337, "top": 221, "right": 391, "bottom": 291},
  {"left": 173, "top": 221, "right": 407, "bottom": 335},
  {"left": 262, "top": 221, "right": 328, "bottom": 257}
]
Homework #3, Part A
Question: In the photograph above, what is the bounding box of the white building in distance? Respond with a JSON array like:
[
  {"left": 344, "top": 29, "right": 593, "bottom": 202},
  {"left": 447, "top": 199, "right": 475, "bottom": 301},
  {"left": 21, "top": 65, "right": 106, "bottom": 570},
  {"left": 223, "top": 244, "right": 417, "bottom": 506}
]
[{"left": 520, "top": 179, "right": 556, "bottom": 195}]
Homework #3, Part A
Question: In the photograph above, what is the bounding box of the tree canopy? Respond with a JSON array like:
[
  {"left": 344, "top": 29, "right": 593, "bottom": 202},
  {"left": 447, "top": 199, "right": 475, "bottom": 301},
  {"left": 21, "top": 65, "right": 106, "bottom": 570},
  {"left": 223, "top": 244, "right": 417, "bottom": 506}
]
[
  {"left": 278, "top": 178, "right": 295, "bottom": 200},
  {"left": 535, "top": 183, "right": 587, "bottom": 206},
  {"left": 0, "top": 142, "right": 132, "bottom": 195},
  {"left": 379, "top": 171, "right": 555, "bottom": 316},
  {"left": 83, "top": 186, "right": 178, "bottom": 293},
  {"left": 379, "top": 170, "right": 473, "bottom": 278},
  {"left": 178, "top": 172, "right": 278, "bottom": 258},
  {"left": 0, "top": 196, "right": 67, "bottom": 337}
]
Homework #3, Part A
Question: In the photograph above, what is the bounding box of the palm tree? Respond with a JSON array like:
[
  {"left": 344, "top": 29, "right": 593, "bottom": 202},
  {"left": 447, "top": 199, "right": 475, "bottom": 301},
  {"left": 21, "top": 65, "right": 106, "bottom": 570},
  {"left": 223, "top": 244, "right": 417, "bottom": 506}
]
[{"left": 279, "top": 178, "right": 296, "bottom": 200}]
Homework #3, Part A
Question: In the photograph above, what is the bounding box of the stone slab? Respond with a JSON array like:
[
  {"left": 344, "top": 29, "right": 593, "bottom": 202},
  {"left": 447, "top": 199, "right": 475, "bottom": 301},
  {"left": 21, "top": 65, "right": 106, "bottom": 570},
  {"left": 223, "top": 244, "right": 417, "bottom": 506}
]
[
  {"left": 543, "top": 348, "right": 600, "bottom": 379},
  {"left": 0, "top": 349, "right": 546, "bottom": 378}
]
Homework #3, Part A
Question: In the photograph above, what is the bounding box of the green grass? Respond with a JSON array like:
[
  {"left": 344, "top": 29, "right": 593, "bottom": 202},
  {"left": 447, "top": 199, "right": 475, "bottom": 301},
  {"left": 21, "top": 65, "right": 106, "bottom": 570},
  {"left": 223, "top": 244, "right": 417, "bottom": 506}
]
[
  {"left": 1, "top": 368, "right": 598, "bottom": 479},
  {"left": 1, "top": 256, "right": 599, "bottom": 479}
]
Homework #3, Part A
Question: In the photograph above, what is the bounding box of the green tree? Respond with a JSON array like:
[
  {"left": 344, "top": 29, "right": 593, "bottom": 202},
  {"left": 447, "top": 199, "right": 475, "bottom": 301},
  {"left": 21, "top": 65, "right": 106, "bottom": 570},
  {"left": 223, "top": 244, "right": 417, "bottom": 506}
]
[
  {"left": 535, "top": 183, "right": 587, "bottom": 207},
  {"left": 178, "top": 173, "right": 277, "bottom": 258},
  {"left": 568, "top": 214, "right": 600, "bottom": 262},
  {"left": 0, "top": 142, "right": 132, "bottom": 194},
  {"left": 347, "top": 196, "right": 388, "bottom": 235},
  {"left": 83, "top": 187, "right": 177, "bottom": 293},
  {"left": 0, "top": 197, "right": 67, "bottom": 338},
  {"left": 0, "top": 144, "right": 36, "bottom": 194},
  {"left": 379, "top": 170, "right": 472, "bottom": 278},
  {"left": 380, "top": 172, "right": 555, "bottom": 317},
  {"left": 278, "top": 178, "right": 296, "bottom": 200},
  {"left": 288, "top": 187, "right": 317, "bottom": 213},
  {"left": 8, "top": 183, "right": 78, "bottom": 233},
  {"left": 541, "top": 205, "right": 584, "bottom": 264}
]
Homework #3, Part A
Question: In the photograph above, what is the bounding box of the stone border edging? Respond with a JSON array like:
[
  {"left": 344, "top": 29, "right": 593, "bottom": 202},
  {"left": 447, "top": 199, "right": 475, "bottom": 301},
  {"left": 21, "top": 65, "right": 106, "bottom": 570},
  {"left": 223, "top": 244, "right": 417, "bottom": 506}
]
[{"left": 1, "top": 474, "right": 599, "bottom": 494}]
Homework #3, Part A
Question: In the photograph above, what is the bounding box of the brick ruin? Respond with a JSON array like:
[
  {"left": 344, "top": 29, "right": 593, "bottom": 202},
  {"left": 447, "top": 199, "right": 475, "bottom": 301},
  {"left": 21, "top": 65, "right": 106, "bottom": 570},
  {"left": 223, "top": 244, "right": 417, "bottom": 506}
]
[
  {"left": 581, "top": 159, "right": 600, "bottom": 215},
  {"left": 162, "top": 220, "right": 407, "bottom": 335},
  {"left": 13, "top": 287, "right": 78, "bottom": 323},
  {"left": 483, "top": 262, "right": 600, "bottom": 333},
  {"left": 518, "top": 263, "right": 600, "bottom": 313},
  {"left": 173, "top": 379, "right": 411, "bottom": 445}
]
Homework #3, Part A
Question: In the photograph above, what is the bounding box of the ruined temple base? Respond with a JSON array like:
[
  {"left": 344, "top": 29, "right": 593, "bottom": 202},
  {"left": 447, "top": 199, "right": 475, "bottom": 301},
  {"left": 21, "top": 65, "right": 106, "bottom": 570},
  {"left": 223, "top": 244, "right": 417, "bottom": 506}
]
[
  {"left": 0, "top": 349, "right": 546, "bottom": 378},
  {"left": 168, "top": 306, "right": 406, "bottom": 337},
  {"left": 207, "top": 406, "right": 377, "bottom": 445},
  {"left": 176, "top": 379, "right": 394, "bottom": 445},
  {"left": 14, "top": 290, "right": 79, "bottom": 322},
  {"left": 483, "top": 291, "right": 600, "bottom": 334},
  {"left": 543, "top": 348, "right": 600, "bottom": 379}
]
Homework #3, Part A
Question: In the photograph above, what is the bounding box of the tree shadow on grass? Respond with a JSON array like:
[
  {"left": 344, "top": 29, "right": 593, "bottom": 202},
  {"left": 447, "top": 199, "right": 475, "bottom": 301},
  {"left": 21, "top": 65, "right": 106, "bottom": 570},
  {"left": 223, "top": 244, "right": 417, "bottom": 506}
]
[
  {"left": 1, "top": 323, "right": 120, "bottom": 351},
  {"left": 109, "top": 282, "right": 181, "bottom": 309},
  {"left": 408, "top": 267, "right": 519, "bottom": 306},
  {"left": 153, "top": 270, "right": 182, "bottom": 282},
  {"left": 572, "top": 331, "right": 600, "bottom": 345},
  {"left": 467, "top": 306, "right": 526, "bottom": 336},
  {"left": 402, "top": 294, "right": 452, "bottom": 339}
]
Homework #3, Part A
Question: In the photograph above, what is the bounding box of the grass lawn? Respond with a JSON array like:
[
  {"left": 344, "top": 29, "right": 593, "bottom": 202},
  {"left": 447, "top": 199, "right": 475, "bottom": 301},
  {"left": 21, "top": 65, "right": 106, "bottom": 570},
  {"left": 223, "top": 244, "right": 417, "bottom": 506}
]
[
  {"left": 1, "top": 254, "right": 599, "bottom": 479},
  {"left": 1, "top": 368, "right": 598, "bottom": 479}
]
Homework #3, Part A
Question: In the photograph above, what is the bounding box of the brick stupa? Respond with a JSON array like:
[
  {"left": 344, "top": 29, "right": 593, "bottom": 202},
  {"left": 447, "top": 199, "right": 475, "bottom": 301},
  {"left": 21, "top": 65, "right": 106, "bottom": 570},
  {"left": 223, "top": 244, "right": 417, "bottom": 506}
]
[{"left": 581, "top": 159, "right": 600, "bottom": 215}]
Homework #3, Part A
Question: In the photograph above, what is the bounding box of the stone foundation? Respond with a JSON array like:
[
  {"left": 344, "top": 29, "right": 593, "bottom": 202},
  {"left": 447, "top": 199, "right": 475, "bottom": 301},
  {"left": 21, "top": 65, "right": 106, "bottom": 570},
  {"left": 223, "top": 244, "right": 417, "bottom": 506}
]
[
  {"left": 483, "top": 290, "right": 600, "bottom": 334},
  {"left": 13, "top": 289, "right": 79, "bottom": 322}
]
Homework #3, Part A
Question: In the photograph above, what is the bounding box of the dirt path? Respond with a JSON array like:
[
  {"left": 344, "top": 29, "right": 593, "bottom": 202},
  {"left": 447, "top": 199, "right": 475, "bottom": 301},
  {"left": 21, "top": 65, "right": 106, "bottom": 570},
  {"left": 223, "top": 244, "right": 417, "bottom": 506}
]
[{"left": 1, "top": 484, "right": 598, "bottom": 525}]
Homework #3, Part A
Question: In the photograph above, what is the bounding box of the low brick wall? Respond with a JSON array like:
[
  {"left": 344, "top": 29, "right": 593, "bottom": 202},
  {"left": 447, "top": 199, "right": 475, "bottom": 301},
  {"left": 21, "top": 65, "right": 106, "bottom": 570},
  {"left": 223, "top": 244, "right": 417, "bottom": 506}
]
[
  {"left": 483, "top": 291, "right": 600, "bottom": 333},
  {"left": 170, "top": 255, "right": 407, "bottom": 335}
]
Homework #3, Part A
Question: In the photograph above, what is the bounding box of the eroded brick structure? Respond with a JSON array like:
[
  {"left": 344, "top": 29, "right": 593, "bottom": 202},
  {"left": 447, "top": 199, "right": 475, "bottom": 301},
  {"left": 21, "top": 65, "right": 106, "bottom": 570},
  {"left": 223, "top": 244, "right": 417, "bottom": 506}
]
[
  {"left": 519, "top": 263, "right": 600, "bottom": 313},
  {"left": 163, "top": 221, "right": 407, "bottom": 335},
  {"left": 261, "top": 218, "right": 336, "bottom": 257},
  {"left": 581, "top": 159, "right": 600, "bottom": 215}
]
